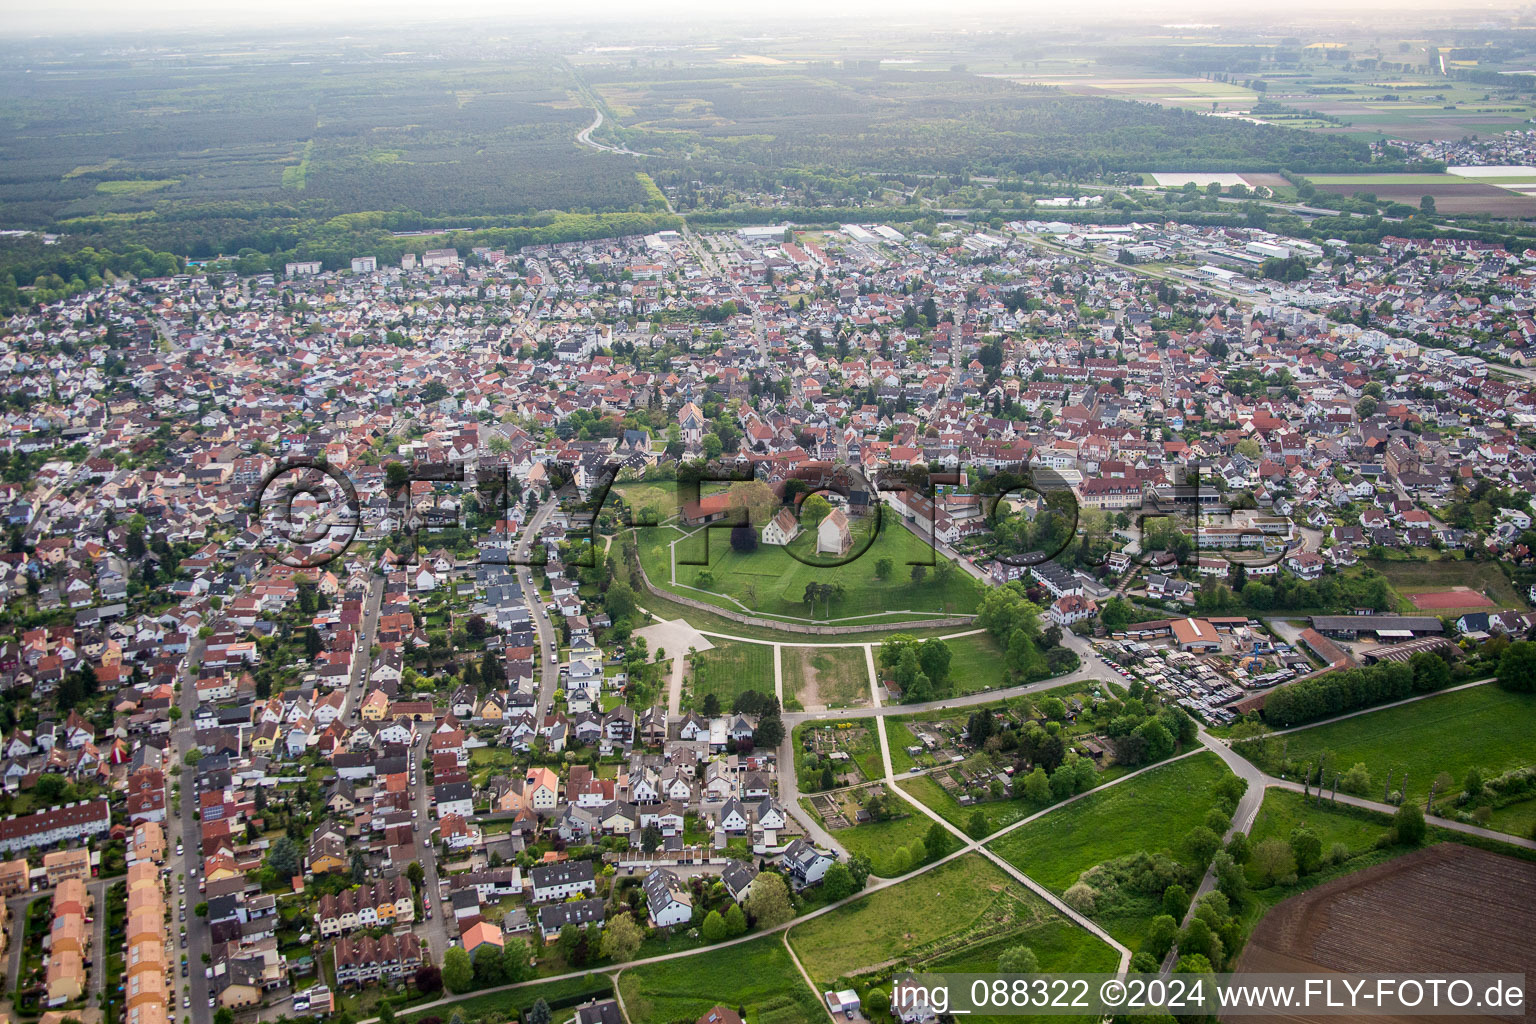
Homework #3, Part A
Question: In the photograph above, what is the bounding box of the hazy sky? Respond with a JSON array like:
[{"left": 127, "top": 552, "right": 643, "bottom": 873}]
[{"left": 1, "top": 0, "right": 1518, "bottom": 37}]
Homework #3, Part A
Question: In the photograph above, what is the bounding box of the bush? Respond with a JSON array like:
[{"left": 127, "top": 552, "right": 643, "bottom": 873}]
[
  {"left": 1393, "top": 801, "right": 1427, "bottom": 845},
  {"left": 1063, "top": 881, "right": 1097, "bottom": 914}
]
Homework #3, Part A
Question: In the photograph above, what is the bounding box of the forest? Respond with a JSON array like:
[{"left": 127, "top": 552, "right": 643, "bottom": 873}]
[{"left": 587, "top": 66, "right": 1401, "bottom": 179}]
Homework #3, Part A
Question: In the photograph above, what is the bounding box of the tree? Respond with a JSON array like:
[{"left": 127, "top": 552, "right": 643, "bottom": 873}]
[
  {"left": 875, "top": 557, "right": 893, "bottom": 579},
  {"left": 917, "top": 639, "right": 952, "bottom": 689},
  {"left": 527, "top": 999, "right": 553, "bottom": 1024},
  {"left": 724, "top": 903, "right": 748, "bottom": 936},
  {"left": 966, "top": 809, "right": 989, "bottom": 838},
  {"left": 1410, "top": 650, "right": 1451, "bottom": 692},
  {"left": 910, "top": 564, "right": 927, "bottom": 586},
  {"left": 1023, "top": 766, "right": 1050, "bottom": 802},
  {"left": 350, "top": 849, "right": 368, "bottom": 883},
  {"left": 1251, "top": 838, "right": 1297, "bottom": 885},
  {"left": 1184, "top": 826, "right": 1222, "bottom": 864},
  {"left": 820, "top": 764, "right": 835, "bottom": 791},
  {"left": 702, "top": 909, "right": 728, "bottom": 942},
  {"left": 601, "top": 913, "right": 644, "bottom": 962},
  {"left": 746, "top": 872, "right": 794, "bottom": 927},
  {"left": 1162, "top": 884, "right": 1190, "bottom": 921},
  {"left": 924, "top": 822, "right": 951, "bottom": 858},
  {"left": 265, "top": 836, "right": 301, "bottom": 880},
  {"left": 1289, "top": 827, "right": 1323, "bottom": 875},
  {"left": 414, "top": 964, "right": 443, "bottom": 994},
  {"left": 754, "top": 710, "right": 784, "bottom": 749},
  {"left": 442, "top": 946, "right": 473, "bottom": 993},
  {"left": 214, "top": 1011, "right": 235, "bottom": 1024},
  {"left": 822, "top": 861, "right": 858, "bottom": 900},
  {"left": 997, "top": 945, "right": 1040, "bottom": 974},
  {"left": 407, "top": 860, "right": 425, "bottom": 889},
  {"left": 640, "top": 822, "right": 663, "bottom": 853},
  {"left": 801, "top": 493, "right": 833, "bottom": 527},
  {"left": 1146, "top": 914, "right": 1180, "bottom": 960},
  {"left": 702, "top": 692, "right": 722, "bottom": 717},
  {"left": 1134, "top": 718, "right": 1175, "bottom": 763},
  {"left": 1497, "top": 641, "right": 1536, "bottom": 693},
  {"left": 1394, "top": 800, "right": 1427, "bottom": 845}
]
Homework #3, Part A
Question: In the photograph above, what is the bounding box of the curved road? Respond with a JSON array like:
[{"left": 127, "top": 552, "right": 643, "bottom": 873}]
[{"left": 574, "top": 109, "right": 648, "bottom": 158}]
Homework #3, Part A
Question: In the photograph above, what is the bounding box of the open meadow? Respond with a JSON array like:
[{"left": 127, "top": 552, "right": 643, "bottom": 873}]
[
  {"left": 787, "top": 854, "right": 1117, "bottom": 986},
  {"left": 616, "top": 936, "right": 824, "bottom": 1024},
  {"left": 1235, "top": 683, "right": 1536, "bottom": 829}
]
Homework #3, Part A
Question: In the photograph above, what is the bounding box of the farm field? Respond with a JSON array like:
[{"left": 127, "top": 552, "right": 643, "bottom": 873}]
[
  {"left": 987, "top": 752, "right": 1238, "bottom": 949},
  {"left": 1235, "top": 683, "right": 1536, "bottom": 825},
  {"left": 687, "top": 639, "right": 776, "bottom": 709},
  {"left": 1310, "top": 177, "right": 1536, "bottom": 215},
  {"left": 634, "top": 515, "right": 981, "bottom": 624},
  {"left": 1235, "top": 845, "right": 1536, "bottom": 983},
  {"left": 617, "top": 935, "right": 824, "bottom": 1024},
  {"left": 782, "top": 645, "right": 870, "bottom": 709},
  {"left": 787, "top": 854, "right": 1116, "bottom": 986}
]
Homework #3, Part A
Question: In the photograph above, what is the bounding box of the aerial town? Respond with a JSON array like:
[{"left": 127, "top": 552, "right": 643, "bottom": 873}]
[{"left": 3, "top": 12, "right": 1536, "bottom": 1024}]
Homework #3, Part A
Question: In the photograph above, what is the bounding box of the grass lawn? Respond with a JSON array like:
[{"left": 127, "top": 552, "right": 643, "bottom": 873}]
[
  {"left": 399, "top": 974, "right": 613, "bottom": 1022},
  {"left": 987, "top": 751, "right": 1236, "bottom": 948},
  {"left": 788, "top": 854, "right": 1110, "bottom": 986},
  {"left": 945, "top": 631, "right": 1008, "bottom": 695},
  {"left": 831, "top": 813, "right": 942, "bottom": 877},
  {"left": 1236, "top": 684, "right": 1536, "bottom": 817},
  {"left": 634, "top": 586, "right": 966, "bottom": 644},
  {"left": 782, "top": 644, "right": 870, "bottom": 708},
  {"left": 886, "top": 718, "right": 929, "bottom": 775},
  {"left": 637, "top": 516, "right": 980, "bottom": 622},
  {"left": 900, "top": 773, "right": 1039, "bottom": 835},
  {"left": 1487, "top": 797, "right": 1536, "bottom": 841},
  {"left": 617, "top": 935, "right": 823, "bottom": 1024},
  {"left": 1245, "top": 787, "right": 1391, "bottom": 885},
  {"left": 688, "top": 639, "right": 776, "bottom": 708}
]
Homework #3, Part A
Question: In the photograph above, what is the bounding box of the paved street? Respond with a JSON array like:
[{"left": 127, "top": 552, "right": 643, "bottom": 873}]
[{"left": 515, "top": 498, "right": 561, "bottom": 720}]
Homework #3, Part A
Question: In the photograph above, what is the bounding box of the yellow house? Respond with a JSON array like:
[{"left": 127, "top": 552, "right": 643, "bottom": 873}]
[
  {"left": 360, "top": 689, "right": 390, "bottom": 722},
  {"left": 249, "top": 721, "right": 279, "bottom": 756},
  {"left": 203, "top": 853, "right": 242, "bottom": 885}
]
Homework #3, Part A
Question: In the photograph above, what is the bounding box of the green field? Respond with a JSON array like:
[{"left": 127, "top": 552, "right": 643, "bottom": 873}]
[
  {"left": 400, "top": 974, "right": 612, "bottom": 1022},
  {"left": 1236, "top": 684, "right": 1536, "bottom": 820},
  {"left": 900, "top": 773, "right": 1039, "bottom": 836},
  {"left": 830, "top": 812, "right": 942, "bottom": 877},
  {"left": 788, "top": 854, "right": 1114, "bottom": 986},
  {"left": 689, "top": 639, "right": 776, "bottom": 708},
  {"left": 781, "top": 644, "right": 870, "bottom": 708},
  {"left": 946, "top": 630, "right": 1009, "bottom": 694},
  {"left": 987, "top": 752, "right": 1237, "bottom": 948},
  {"left": 634, "top": 588, "right": 964, "bottom": 645},
  {"left": 636, "top": 515, "right": 981, "bottom": 623},
  {"left": 616, "top": 935, "right": 823, "bottom": 1024},
  {"left": 1245, "top": 786, "right": 1390, "bottom": 886}
]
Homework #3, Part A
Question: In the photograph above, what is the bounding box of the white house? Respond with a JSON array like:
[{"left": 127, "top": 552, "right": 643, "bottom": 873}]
[
  {"left": 762, "top": 508, "right": 800, "bottom": 546},
  {"left": 642, "top": 868, "right": 693, "bottom": 928},
  {"left": 816, "top": 508, "right": 852, "bottom": 556}
]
